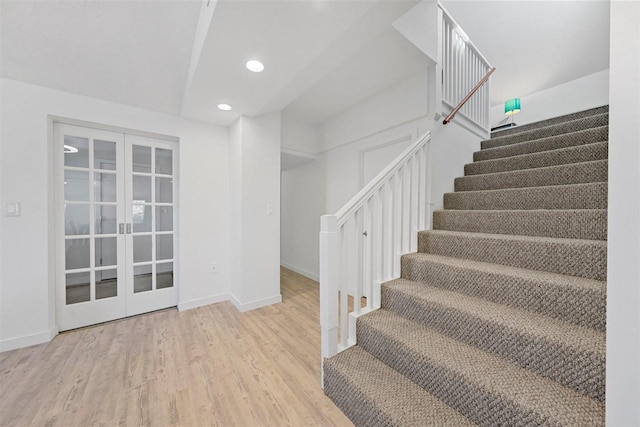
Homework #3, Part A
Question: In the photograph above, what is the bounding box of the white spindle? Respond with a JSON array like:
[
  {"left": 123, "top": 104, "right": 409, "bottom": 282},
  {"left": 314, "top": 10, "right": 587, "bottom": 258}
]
[
  {"left": 383, "top": 181, "right": 394, "bottom": 281},
  {"left": 410, "top": 156, "right": 419, "bottom": 252},
  {"left": 404, "top": 166, "right": 413, "bottom": 253},
  {"left": 392, "top": 172, "right": 402, "bottom": 277}
]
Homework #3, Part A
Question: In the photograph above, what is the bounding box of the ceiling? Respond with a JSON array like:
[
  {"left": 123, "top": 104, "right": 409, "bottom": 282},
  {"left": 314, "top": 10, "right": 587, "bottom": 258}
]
[
  {"left": 441, "top": 0, "right": 610, "bottom": 106},
  {"left": 0, "top": 0, "right": 200, "bottom": 115},
  {"left": 1, "top": 0, "right": 611, "bottom": 125}
]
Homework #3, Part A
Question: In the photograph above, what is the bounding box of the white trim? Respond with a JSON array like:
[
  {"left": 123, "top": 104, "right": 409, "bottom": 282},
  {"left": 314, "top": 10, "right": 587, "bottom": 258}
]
[
  {"left": 177, "top": 293, "right": 229, "bottom": 311},
  {"left": 229, "top": 293, "right": 282, "bottom": 313},
  {"left": 281, "top": 262, "right": 319, "bottom": 282},
  {"left": 0, "top": 326, "right": 58, "bottom": 353}
]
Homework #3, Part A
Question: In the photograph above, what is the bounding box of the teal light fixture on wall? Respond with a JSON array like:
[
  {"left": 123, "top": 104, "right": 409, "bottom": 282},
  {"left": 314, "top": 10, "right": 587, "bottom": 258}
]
[{"left": 504, "top": 98, "right": 521, "bottom": 116}]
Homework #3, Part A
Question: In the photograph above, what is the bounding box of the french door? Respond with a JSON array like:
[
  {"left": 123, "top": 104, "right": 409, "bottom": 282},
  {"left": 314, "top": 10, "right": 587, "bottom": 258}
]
[{"left": 55, "top": 123, "right": 178, "bottom": 331}]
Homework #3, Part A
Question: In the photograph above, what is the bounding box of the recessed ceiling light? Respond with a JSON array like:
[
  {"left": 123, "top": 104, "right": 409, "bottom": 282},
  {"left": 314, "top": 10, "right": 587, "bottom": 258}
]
[
  {"left": 246, "top": 60, "right": 264, "bottom": 73},
  {"left": 217, "top": 103, "right": 232, "bottom": 111}
]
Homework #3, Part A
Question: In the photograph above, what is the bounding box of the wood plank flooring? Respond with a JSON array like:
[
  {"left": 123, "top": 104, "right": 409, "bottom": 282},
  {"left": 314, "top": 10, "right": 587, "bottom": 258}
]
[{"left": 0, "top": 268, "right": 353, "bottom": 427}]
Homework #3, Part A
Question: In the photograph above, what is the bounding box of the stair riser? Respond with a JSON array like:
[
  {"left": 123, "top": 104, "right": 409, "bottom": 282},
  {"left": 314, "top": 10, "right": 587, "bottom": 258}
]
[
  {"left": 381, "top": 286, "right": 605, "bottom": 401},
  {"left": 418, "top": 231, "right": 607, "bottom": 281},
  {"left": 483, "top": 113, "right": 609, "bottom": 150},
  {"left": 324, "top": 366, "right": 395, "bottom": 427},
  {"left": 444, "top": 183, "right": 607, "bottom": 210},
  {"left": 465, "top": 142, "right": 608, "bottom": 176},
  {"left": 401, "top": 254, "right": 606, "bottom": 331},
  {"left": 491, "top": 106, "right": 608, "bottom": 138},
  {"left": 476, "top": 126, "right": 608, "bottom": 162},
  {"left": 455, "top": 160, "right": 608, "bottom": 191},
  {"left": 357, "top": 320, "right": 559, "bottom": 426},
  {"left": 433, "top": 210, "right": 607, "bottom": 240},
  {"left": 324, "top": 347, "right": 476, "bottom": 426}
]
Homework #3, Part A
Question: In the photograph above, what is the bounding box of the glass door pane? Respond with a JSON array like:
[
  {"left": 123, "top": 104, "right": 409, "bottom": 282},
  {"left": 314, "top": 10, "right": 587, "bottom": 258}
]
[
  {"left": 125, "top": 135, "right": 177, "bottom": 316},
  {"left": 55, "top": 123, "right": 126, "bottom": 331}
]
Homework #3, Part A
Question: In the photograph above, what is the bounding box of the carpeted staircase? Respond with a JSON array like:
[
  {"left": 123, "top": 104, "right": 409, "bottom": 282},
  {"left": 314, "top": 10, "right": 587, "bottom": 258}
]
[{"left": 324, "top": 106, "right": 608, "bottom": 426}]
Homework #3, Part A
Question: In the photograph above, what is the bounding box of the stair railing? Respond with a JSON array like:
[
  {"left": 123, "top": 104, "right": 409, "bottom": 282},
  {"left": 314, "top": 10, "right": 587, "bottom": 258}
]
[
  {"left": 320, "top": 132, "right": 432, "bottom": 367},
  {"left": 438, "top": 3, "right": 494, "bottom": 129},
  {"left": 443, "top": 67, "right": 495, "bottom": 125}
]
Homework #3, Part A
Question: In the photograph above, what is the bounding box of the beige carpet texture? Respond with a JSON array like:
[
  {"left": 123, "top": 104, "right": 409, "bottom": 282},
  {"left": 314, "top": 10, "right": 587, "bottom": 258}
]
[{"left": 324, "top": 106, "right": 608, "bottom": 426}]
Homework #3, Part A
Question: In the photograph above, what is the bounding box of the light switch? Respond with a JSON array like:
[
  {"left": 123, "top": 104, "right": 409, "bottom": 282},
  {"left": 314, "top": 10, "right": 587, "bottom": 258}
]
[
  {"left": 4, "top": 202, "right": 21, "bottom": 217},
  {"left": 266, "top": 203, "right": 274, "bottom": 215}
]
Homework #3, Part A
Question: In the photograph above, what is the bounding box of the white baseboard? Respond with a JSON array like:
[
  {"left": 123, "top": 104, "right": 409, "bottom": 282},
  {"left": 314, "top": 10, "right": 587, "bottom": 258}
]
[
  {"left": 280, "top": 262, "right": 319, "bottom": 282},
  {"left": 178, "top": 293, "right": 230, "bottom": 311},
  {"left": 0, "top": 325, "right": 58, "bottom": 353},
  {"left": 230, "top": 293, "right": 282, "bottom": 312}
]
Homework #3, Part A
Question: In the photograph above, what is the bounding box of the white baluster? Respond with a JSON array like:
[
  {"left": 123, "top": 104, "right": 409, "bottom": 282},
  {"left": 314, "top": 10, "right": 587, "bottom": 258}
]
[
  {"left": 393, "top": 172, "right": 402, "bottom": 277},
  {"left": 401, "top": 165, "right": 411, "bottom": 254},
  {"left": 410, "top": 155, "right": 419, "bottom": 252},
  {"left": 384, "top": 181, "right": 394, "bottom": 281},
  {"left": 372, "top": 189, "right": 382, "bottom": 308}
]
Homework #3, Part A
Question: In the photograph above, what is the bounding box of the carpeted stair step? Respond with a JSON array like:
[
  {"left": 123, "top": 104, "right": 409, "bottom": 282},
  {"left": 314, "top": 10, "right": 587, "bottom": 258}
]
[
  {"left": 444, "top": 182, "right": 607, "bottom": 210},
  {"left": 323, "top": 346, "right": 475, "bottom": 427},
  {"left": 381, "top": 278, "right": 605, "bottom": 401},
  {"left": 432, "top": 209, "right": 607, "bottom": 240},
  {"left": 400, "top": 253, "right": 606, "bottom": 331},
  {"left": 475, "top": 126, "right": 608, "bottom": 162},
  {"left": 357, "top": 309, "right": 605, "bottom": 426},
  {"left": 491, "top": 105, "right": 608, "bottom": 138},
  {"left": 454, "top": 160, "right": 608, "bottom": 191},
  {"left": 418, "top": 230, "right": 607, "bottom": 280},
  {"left": 464, "top": 142, "right": 608, "bottom": 176},
  {"left": 482, "top": 113, "right": 609, "bottom": 150}
]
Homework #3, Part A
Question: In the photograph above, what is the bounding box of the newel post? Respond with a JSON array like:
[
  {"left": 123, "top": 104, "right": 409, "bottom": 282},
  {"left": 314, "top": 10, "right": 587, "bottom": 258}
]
[{"left": 320, "top": 214, "right": 339, "bottom": 385}]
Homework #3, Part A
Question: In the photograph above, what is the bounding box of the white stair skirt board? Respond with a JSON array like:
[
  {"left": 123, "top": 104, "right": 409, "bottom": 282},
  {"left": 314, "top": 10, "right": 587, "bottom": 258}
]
[
  {"left": 230, "top": 294, "right": 283, "bottom": 313},
  {"left": 0, "top": 325, "right": 59, "bottom": 353}
]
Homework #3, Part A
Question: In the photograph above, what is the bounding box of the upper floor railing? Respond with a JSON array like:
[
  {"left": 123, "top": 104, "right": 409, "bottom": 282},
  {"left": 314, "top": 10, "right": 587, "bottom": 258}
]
[{"left": 439, "top": 4, "right": 493, "bottom": 129}]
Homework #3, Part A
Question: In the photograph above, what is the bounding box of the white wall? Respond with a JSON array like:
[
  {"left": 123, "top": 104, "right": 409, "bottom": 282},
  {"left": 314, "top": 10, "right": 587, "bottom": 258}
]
[
  {"left": 0, "top": 78, "right": 231, "bottom": 351},
  {"left": 281, "top": 112, "right": 318, "bottom": 154},
  {"left": 606, "top": 1, "right": 640, "bottom": 425},
  {"left": 280, "top": 69, "right": 481, "bottom": 280},
  {"left": 490, "top": 70, "right": 610, "bottom": 128},
  {"left": 229, "top": 113, "right": 282, "bottom": 311},
  {"left": 318, "top": 72, "right": 430, "bottom": 152}
]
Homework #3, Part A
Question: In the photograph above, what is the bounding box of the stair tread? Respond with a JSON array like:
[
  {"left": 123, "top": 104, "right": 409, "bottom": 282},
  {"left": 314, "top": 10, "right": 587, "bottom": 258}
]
[
  {"left": 476, "top": 126, "right": 608, "bottom": 162},
  {"left": 482, "top": 113, "right": 609, "bottom": 149},
  {"left": 402, "top": 252, "right": 605, "bottom": 291},
  {"left": 444, "top": 181, "right": 607, "bottom": 210},
  {"left": 324, "top": 346, "right": 475, "bottom": 426},
  {"left": 421, "top": 229, "right": 607, "bottom": 248},
  {"left": 400, "top": 252, "right": 606, "bottom": 331},
  {"left": 433, "top": 208, "right": 607, "bottom": 240},
  {"left": 455, "top": 159, "right": 608, "bottom": 191},
  {"left": 418, "top": 230, "right": 607, "bottom": 281},
  {"left": 383, "top": 278, "right": 604, "bottom": 354},
  {"left": 491, "top": 106, "right": 608, "bottom": 138},
  {"left": 358, "top": 309, "right": 604, "bottom": 426},
  {"left": 465, "top": 141, "right": 608, "bottom": 176}
]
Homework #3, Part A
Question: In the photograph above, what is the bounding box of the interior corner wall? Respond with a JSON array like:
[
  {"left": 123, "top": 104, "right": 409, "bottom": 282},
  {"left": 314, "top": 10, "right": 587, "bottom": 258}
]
[
  {"left": 280, "top": 72, "right": 433, "bottom": 281},
  {"left": 606, "top": 1, "right": 640, "bottom": 424},
  {"left": 0, "top": 78, "right": 231, "bottom": 351},
  {"left": 489, "top": 69, "right": 610, "bottom": 128},
  {"left": 281, "top": 112, "right": 318, "bottom": 155},
  {"left": 229, "top": 112, "right": 282, "bottom": 311}
]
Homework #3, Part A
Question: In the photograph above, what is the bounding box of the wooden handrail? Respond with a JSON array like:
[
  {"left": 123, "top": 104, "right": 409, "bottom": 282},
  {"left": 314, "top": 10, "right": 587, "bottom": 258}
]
[{"left": 442, "top": 67, "right": 496, "bottom": 125}]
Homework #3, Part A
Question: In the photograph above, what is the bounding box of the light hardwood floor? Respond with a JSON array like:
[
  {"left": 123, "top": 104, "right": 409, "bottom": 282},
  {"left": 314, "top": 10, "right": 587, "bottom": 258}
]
[{"left": 0, "top": 268, "right": 353, "bottom": 427}]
